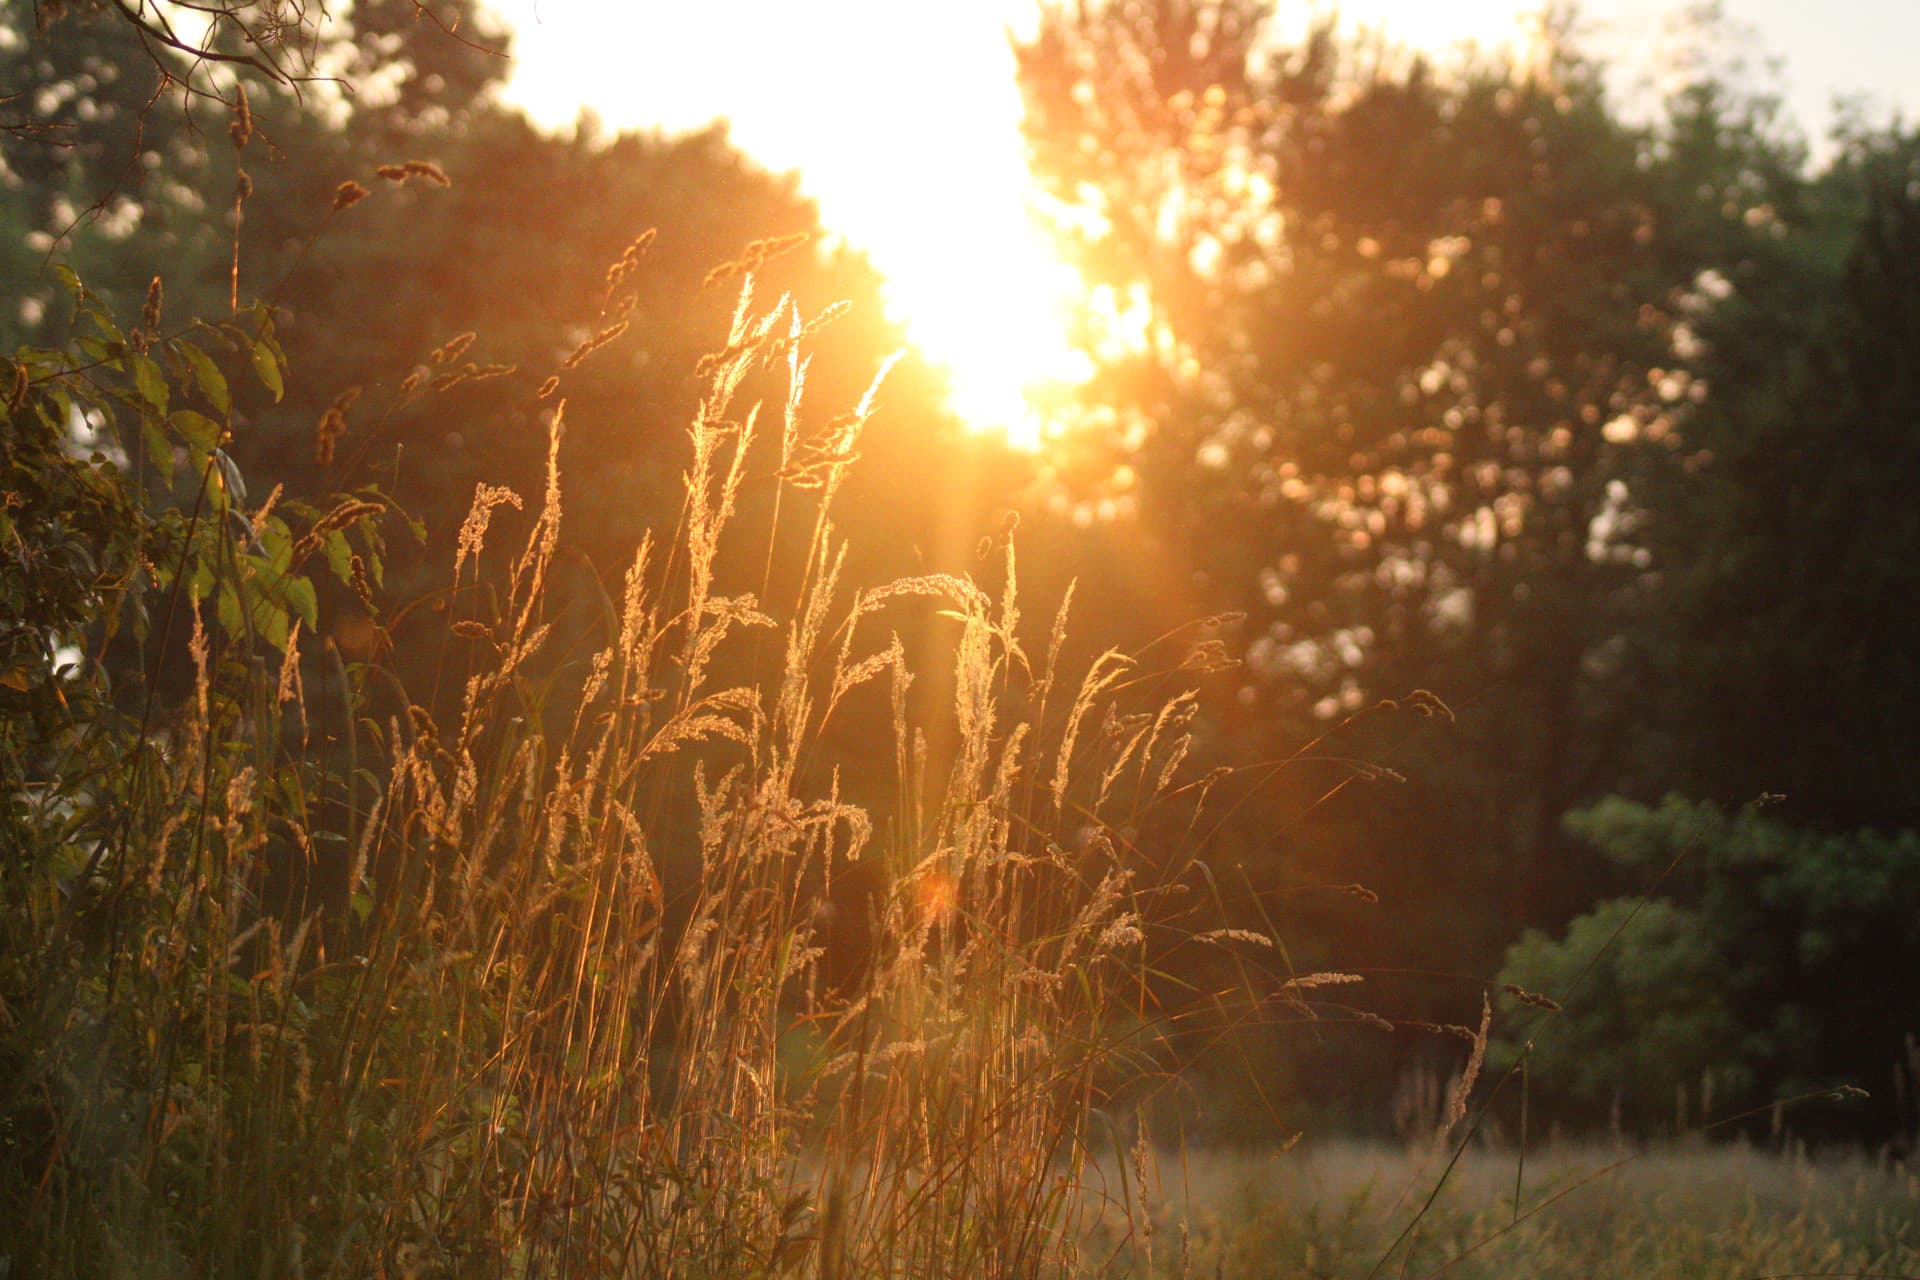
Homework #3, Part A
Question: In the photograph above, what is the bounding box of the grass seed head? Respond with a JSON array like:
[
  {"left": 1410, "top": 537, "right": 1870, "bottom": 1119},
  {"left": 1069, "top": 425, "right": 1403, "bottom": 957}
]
[
  {"left": 142, "top": 276, "right": 163, "bottom": 330},
  {"left": 229, "top": 86, "right": 252, "bottom": 149}
]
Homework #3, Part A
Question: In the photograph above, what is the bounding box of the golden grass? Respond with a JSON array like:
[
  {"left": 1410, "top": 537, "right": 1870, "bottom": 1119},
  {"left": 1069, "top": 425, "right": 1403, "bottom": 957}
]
[
  {"left": 1, "top": 265, "right": 1242, "bottom": 1278},
  {"left": 1084, "top": 1139, "right": 1920, "bottom": 1278}
]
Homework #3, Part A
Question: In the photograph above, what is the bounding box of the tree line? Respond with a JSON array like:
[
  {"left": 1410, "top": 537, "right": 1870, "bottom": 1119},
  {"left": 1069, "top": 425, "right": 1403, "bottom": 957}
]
[{"left": 6, "top": 0, "right": 1918, "bottom": 1142}]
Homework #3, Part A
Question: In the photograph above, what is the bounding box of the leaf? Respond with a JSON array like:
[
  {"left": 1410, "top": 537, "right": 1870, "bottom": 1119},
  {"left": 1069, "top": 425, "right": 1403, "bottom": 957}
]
[
  {"left": 323, "top": 529, "right": 354, "bottom": 586},
  {"left": 180, "top": 341, "right": 230, "bottom": 415},
  {"left": 283, "top": 575, "right": 319, "bottom": 630},
  {"left": 216, "top": 448, "right": 247, "bottom": 505},
  {"left": 143, "top": 417, "right": 176, "bottom": 482},
  {"left": 217, "top": 580, "right": 244, "bottom": 638},
  {"left": 75, "top": 336, "right": 125, "bottom": 371},
  {"left": 259, "top": 516, "right": 293, "bottom": 570},
  {"left": 260, "top": 600, "right": 290, "bottom": 652},
  {"left": 251, "top": 339, "right": 283, "bottom": 402},
  {"left": 169, "top": 409, "right": 223, "bottom": 454},
  {"left": 188, "top": 557, "right": 215, "bottom": 602},
  {"left": 82, "top": 304, "right": 124, "bottom": 346},
  {"left": 130, "top": 353, "right": 168, "bottom": 411}
]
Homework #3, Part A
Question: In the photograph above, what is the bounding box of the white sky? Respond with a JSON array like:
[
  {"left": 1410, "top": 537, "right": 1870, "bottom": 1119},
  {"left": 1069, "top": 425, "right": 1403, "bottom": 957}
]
[{"left": 481, "top": 0, "right": 1919, "bottom": 441}]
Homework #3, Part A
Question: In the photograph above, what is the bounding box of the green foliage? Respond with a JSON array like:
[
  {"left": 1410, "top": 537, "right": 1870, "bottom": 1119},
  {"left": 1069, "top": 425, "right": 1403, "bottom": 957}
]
[
  {"left": 1494, "top": 795, "right": 1920, "bottom": 1134},
  {"left": 0, "top": 272, "right": 316, "bottom": 704},
  {"left": 1090, "top": 1143, "right": 1920, "bottom": 1279},
  {"left": 1012, "top": 1, "right": 1806, "bottom": 967},
  {"left": 1013, "top": 3, "right": 1920, "bottom": 1136},
  {"left": 1494, "top": 898, "right": 1746, "bottom": 1115},
  {"left": 1640, "top": 138, "right": 1920, "bottom": 832}
]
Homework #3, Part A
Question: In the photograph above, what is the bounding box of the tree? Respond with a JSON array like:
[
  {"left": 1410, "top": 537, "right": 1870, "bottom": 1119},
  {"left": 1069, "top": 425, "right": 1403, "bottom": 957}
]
[
  {"left": 1496, "top": 796, "right": 1920, "bottom": 1139},
  {"left": 1643, "top": 132, "right": 1920, "bottom": 834},
  {"left": 1013, "top": 2, "right": 1759, "bottom": 963}
]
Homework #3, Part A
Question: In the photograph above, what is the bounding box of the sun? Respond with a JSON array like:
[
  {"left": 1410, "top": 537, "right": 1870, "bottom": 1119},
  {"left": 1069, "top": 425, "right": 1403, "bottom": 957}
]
[
  {"left": 487, "top": 0, "right": 1545, "bottom": 449},
  {"left": 490, "top": 1, "right": 1103, "bottom": 450}
]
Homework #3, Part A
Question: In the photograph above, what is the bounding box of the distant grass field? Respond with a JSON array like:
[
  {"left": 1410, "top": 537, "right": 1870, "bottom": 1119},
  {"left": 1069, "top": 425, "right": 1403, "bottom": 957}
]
[{"left": 1083, "top": 1141, "right": 1920, "bottom": 1278}]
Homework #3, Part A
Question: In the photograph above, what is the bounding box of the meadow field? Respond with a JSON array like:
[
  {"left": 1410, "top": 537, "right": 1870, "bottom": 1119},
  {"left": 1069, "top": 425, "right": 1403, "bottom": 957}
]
[
  {"left": 9, "top": 4, "right": 1920, "bottom": 1278},
  {"left": 1084, "top": 1141, "right": 1920, "bottom": 1279}
]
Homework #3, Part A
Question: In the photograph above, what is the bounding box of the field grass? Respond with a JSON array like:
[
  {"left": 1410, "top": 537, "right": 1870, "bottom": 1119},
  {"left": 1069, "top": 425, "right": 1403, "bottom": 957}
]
[
  {"left": 1084, "top": 1140, "right": 1920, "bottom": 1278},
  {"left": 10, "top": 167, "right": 1910, "bottom": 1278},
  {"left": 4, "top": 256, "right": 1269, "bottom": 1277}
]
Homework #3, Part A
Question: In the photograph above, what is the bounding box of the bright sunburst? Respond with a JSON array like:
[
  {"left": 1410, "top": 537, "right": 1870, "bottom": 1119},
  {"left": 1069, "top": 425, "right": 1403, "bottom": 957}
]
[{"left": 488, "top": 0, "right": 1541, "bottom": 449}]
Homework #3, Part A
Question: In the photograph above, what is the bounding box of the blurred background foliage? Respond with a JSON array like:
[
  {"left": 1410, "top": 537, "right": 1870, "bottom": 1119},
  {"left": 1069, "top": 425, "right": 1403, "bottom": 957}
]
[{"left": 4, "top": 0, "right": 1918, "bottom": 1148}]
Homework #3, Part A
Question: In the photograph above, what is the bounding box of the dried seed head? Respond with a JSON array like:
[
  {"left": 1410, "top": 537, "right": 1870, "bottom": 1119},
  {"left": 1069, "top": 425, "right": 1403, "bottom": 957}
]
[
  {"left": 348, "top": 554, "right": 376, "bottom": 611},
  {"left": 1501, "top": 984, "right": 1562, "bottom": 1012},
  {"left": 332, "top": 180, "right": 369, "bottom": 212},
  {"left": 1407, "top": 1020, "right": 1481, "bottom": 1042},
  {"left": 312, "top": 387, "right": 360, "bottom": 464},
  {"left": 605, "top": 228, "right": 658, "bottom": 294},
  {"left": 402, "top": 159, "right": 449, "bottom": 187},
  {"left": 430, "top": 332, "right": 476, "bottom": 365},
  {"left": 703, "top": 232, "right": 811, "bottom": 289},
  {"left": 314, "top": 410, "right": 344, "bottom": 464},
  {"left": 229, "top": 87, "right": 252, "bottom": 149},
  {"left": 375, "top": 160, "right": 450, "bottom": 188},
  {"left": 562, "top": 320, "right": 628, "bottom": 370}
]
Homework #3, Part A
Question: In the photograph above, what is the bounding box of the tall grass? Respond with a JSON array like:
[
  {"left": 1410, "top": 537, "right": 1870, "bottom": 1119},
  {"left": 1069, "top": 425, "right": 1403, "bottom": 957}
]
[
  {"left": 1083, "top": 1139, "right": 1920, "bottom": 1279},
  {"left": 2, "top": 261, "right": 1235, "bottom": 1277}
]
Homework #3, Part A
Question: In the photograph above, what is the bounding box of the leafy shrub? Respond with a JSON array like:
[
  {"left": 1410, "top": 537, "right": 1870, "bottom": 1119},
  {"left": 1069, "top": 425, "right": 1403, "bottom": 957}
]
[
  {"left": 1494, "top": 795, "right": 1920, "bottom": 1137},
  {"left": 1494, "top": 898, "right": 1746, "bottom": 1123}
]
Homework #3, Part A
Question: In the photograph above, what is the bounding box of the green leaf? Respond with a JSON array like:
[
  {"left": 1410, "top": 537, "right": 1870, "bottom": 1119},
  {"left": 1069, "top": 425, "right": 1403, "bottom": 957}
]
[
  {"left": 82, "top": 304, "right": 124, "bottom": 346},
  {"left": 260, "top": 601, "right": 290, "bottom": 652},
  {"left": 259, "top": 516, "right": 293, "bottom": 571},
  {"left": 188, "top": 557, "right": 214, "bottom": 603},
  {"left": 251, "top": 339, "right": 283, "bottom": 402},
  {"left": 283, "top": 575, "right": 319, "bottom": 631},
  {"left": 323, "top": 528, "right": 354, "bottom": 586},
  {"left": 142, "top": 417, "right": 176, "bottom": 483},
  {"left": 169, "top": 410, "right": 223, "bottom": 469},
  {"left": 75, "top": 336, "right": 125, "bottom": 372},
  {"left": 179, "top": 341, "right": 230, "bottom": 416},
  {"left": 130, "top": 353, "right": 168, "bottom": 411},
  {"left": 217, "top": 580, "right": 244, "bottom": 638}
]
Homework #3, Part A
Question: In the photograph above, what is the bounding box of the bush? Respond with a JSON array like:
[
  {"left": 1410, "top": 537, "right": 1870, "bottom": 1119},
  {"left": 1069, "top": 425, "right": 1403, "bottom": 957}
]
[{"left": 1493, "top": 795, "right": 1920, "bottom": 1139}]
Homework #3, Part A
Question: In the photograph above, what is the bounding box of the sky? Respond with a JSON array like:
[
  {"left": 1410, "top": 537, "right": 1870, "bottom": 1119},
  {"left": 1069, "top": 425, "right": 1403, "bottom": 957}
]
[{"left": 481, "top": 0, "right": 1919, "bottom": 442}]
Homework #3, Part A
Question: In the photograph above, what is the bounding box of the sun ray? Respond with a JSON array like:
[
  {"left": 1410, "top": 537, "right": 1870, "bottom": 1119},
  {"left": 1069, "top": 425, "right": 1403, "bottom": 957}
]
[{"left": 489, "top": 0, "right": 1544, "bottom": 448}]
